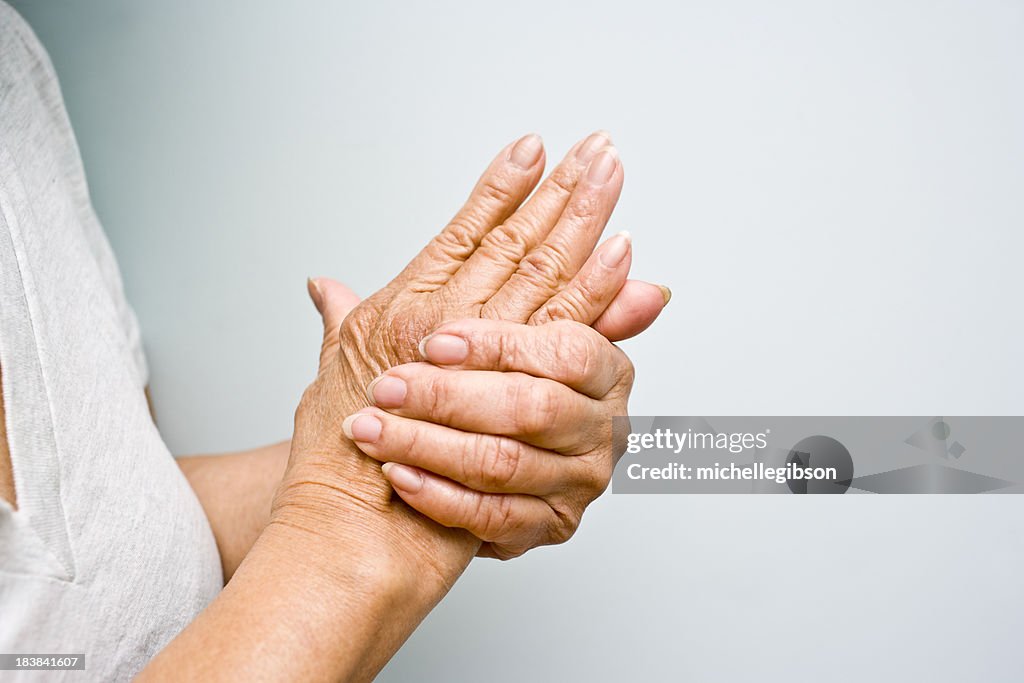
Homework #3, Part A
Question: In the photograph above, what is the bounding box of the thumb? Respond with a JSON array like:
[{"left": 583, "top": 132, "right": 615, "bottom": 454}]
[{"left": 308, "top": 277, "right": 362, "bottom": 371}]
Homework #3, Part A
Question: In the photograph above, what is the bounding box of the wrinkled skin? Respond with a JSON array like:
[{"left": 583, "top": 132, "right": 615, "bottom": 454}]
[
  {"left": 270, "top": 132, "right": 661, "bottom": 581},
  {"left": 348, "top": 317, "right": 636, "bottom": 559}
]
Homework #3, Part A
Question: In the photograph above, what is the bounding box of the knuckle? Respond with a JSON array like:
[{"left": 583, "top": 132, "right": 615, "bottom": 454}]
[
  {"left": 480, "top": 223, "right": 530, "bottom": 263},
  {"left": 550, "top": 523, "right": 575, "bottom": 545},
  {"left": 422, "top": 371, "right": 456, "bottom": 423},
  {"left": 517, "top": 244, "right": 570, "bottom": 292},
  {"left": 550, "top": 321, "right": 601, "bottom": 381},
  {"left": 491, "top": 546, "right": 527, "bottom": 561},
  {"left": 341, "top": 301, "right": 380, "bottom": 343},
  {"left": 547, "top": 168, "right": 577, "bottom": 199},
  {"left": 584, "top": 455, "right": 615, "bottom": 498},
  {"left": 570, "top": 326, "right": 601, "bottom": 370},
  {"left": 527, "top": 306, "right": 554, "bottom": 326},
  {"left": 480, "top": 436, "right": 523, "bottom": 490},
  {"left": 476, "top": 494, "right": 516, "bottom": 542},
  {"left": 572, "top": 265, "right": 607, "bottom": 307},
  {"left": 563, "top": 193, "right": 602, "bottom": 222},
  {"left": 463, "top": 433, "right": 490, "bottom": 486},
  {"left": 534, "top": 291, "right": 588, "bottom": 325},
  {"left": 483, "top": 326, "right": 521, "bottom": 372},
  {"left": 479, "top": 177, "right": 517, "bottom": 206},
  {"left": 502, "top": 329, "right": 532, "bottom": 373},
  {"left": 433, "top": 221, "right": 479, "bottom": 257},
  {"left": 616, "top": 349, "right": 636, "bottom": 389},
  {"left": 401, "top": 420, "right": 425, "bottom": 459},
  {"left": 512, "top": 379, "right": 561, "bottom": 436},
  {"left": 547, "top": 505, "right": 580, "bottom": 545}
]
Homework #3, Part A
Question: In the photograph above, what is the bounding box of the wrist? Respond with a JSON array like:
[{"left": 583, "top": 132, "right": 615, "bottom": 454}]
[
  {"left": 269, "top": 445, "right": 481, "bottom": 600},
  {"left": 153, "top": 515, "right": 464, "bottom": 682},
  {"left": 256, "top": 517, "right": 433, "bottom": 607},
  {"left": 278, "top": 368, "right": 481, "bottom": 611}
]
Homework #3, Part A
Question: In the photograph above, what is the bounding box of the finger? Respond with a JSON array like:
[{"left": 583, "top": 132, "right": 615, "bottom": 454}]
[
  {"left": 342, "top": 408, "right": 576, "bottom": 496},
  {"left": 380, "top": 463, "right": 575, "bottom": 558},
  {"left": 445, "top": 131, "right": 612, "bottom": 298},
  {"left": 418, "top": 318, "right": 628, "bottom": 399},
  {"left": 528, "top": 231, "right": 631, "bottom": 329},
  {"left": 592, "top": 280, "right": 671, "bottom": 342},
  {"left": 397, "top": 133, "right": 546, "bottom": 289},
  {"left": 366, "top": 363, "right": 600, "bottom": 451},
  {"left": 480, "top": 146, "right": 624, "bottom": 321},
  {"left": 308, "top": 277, "right": 362, "bottom": 372}
]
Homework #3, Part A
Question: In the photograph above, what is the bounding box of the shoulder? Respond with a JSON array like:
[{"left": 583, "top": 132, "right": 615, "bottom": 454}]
[{"left": 0, "top": 3, "right": 55, "bottom": 77}]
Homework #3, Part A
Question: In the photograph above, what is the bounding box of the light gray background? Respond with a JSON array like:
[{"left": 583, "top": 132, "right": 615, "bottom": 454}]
[{"left": 13, "top": 1, "right": 1023, "bottom": 680}]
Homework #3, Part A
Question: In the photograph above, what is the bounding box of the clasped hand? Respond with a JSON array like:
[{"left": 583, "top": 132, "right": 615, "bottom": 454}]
[{"left": 273, "top": 131, "right": 666, "bottom": 578}]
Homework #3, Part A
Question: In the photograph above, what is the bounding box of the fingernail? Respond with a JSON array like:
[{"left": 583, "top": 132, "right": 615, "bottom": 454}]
[
  {"left": 598, "top": 231, "right": 632, "bottom": 268},
  {"left": 419, "top": 333, "right": 469, "bottom": 364},
  {"left": 586, "top": 148, "right": 618, "bottom": 184},
  {"left": 509, "top": 133, "right": 543, "bottom": 169},
  {"left": 342, "top": 413, "right": 382, "bottom": 443},
  {"left": 367, "top": 375, "right": 407, "bottom": 408},
  {"left": 307, "top": 277, "right": 324, "bottom": 313},
  {"left": 658, "top": 285, "right": 672, "bottom": 305},
  {"left": 382, "top": 463, "right": 423, "bottom": 494},
  {"left": 576, "top": 130, "right": 611, "bottom": 162}
]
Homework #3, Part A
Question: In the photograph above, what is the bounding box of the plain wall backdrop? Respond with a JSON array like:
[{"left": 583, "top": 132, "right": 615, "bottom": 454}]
[{"left": 12, "top": 1, "right": 1023, "bottom": 680}]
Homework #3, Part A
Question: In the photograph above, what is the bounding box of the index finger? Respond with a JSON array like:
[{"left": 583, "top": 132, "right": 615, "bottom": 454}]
[
  {"left": 417, "top": 318, "right": 630, "bottom": 400},
  {"left": 396, "top": 133, "right": 547, "bottom": 287}
]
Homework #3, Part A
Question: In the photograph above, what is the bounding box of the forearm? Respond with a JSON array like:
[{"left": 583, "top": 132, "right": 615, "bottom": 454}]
[
  {"left": 178, "top": 441, "right": 290, "bottom": 581},
  {"left": 163, "top": 434, "right": 479, "bottom": 680},
  {"left": 139, "top": 521, "right": 457, "bottom": 682}
]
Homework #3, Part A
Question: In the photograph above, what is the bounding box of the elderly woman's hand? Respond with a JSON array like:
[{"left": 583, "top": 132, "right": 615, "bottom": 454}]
[
  {"left": 272, "top": 132, "right": 665, "bottom": 587},
  {"left": 146, "top": 134, "right": 666, "bottom": 682},
  {"left": 343, "top": 318, "right": 634, "bottom": 560}
]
